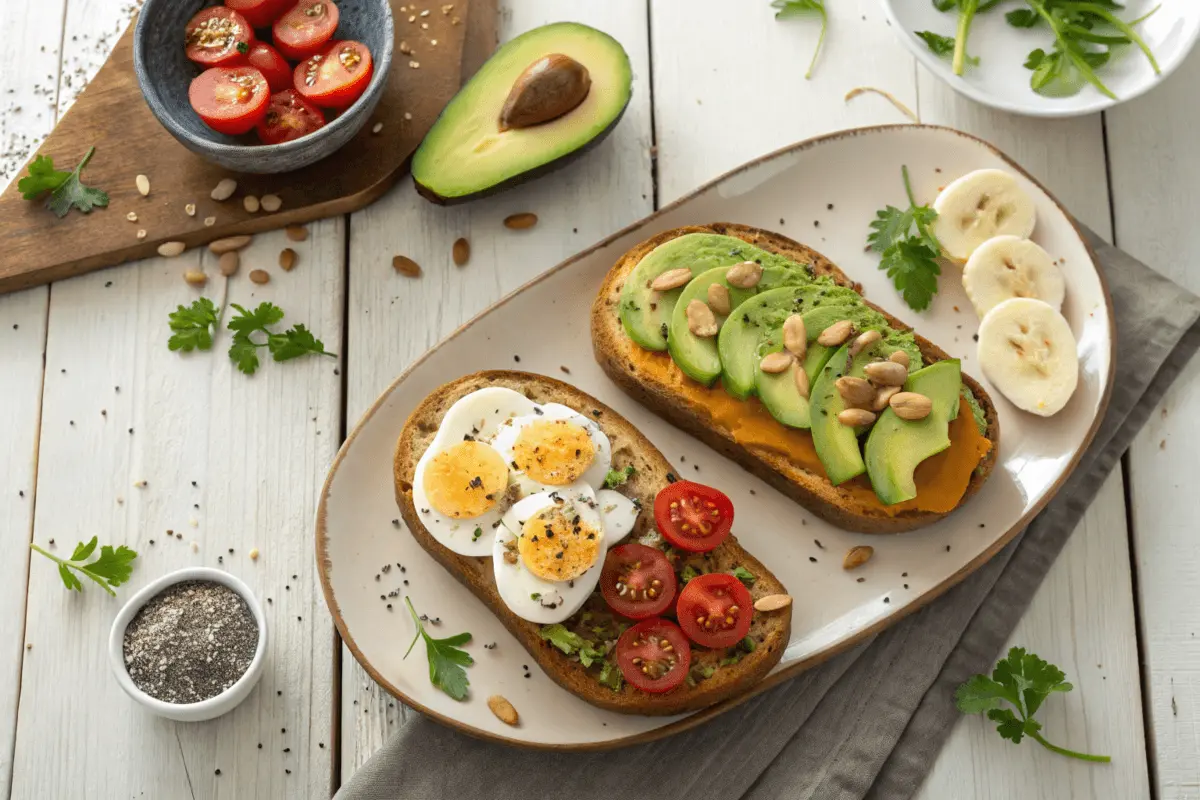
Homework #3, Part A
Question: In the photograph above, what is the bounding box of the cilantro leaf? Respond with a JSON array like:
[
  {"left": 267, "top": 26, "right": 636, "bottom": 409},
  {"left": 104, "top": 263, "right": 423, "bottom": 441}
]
[
  {"left": 18, "top": 154, "right": 71, "bottom": 200},
  {"left": 30, "top": 536, "right": 138, "bottom": 596},
  {"left": 403, "top": 597, "right": 473, "bottom": 701},
  {"left": 225, "top": 303, "right": 334, "bottom": 375},
  {"left": 267, "top": 323, "right": 335, "bottom": 362},
  {"left": 168, "top": 298, "right": 221, "bottom": 353},
  {"left": 730, "top": 565, "right": 757, "bottom": 587},
  {"left": 42, "top": 147, "right": 109, "bottom": 218},
  {"left": 771, "top": 0, "right": 827, "bottom": 79},
  {"left": 229, "top": 337, "right": 262, "bottom": 375},
  {"left": 956, "top": 646, "right": 1109, "bottom": 762},
  {"left": 603, "top": 465, "right": 636, "bottom": 489},
  {"left": 868, "top": 166, "right": 944, "bottom": 312}
]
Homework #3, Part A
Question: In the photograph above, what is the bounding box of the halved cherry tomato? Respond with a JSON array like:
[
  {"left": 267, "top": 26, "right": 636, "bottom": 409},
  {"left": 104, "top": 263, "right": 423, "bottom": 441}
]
[
  {"left": 653, "top": 480, "right": 734, "bottom": 552},
  {"left": 225, "top": 0, "right": 295, "bottom": 29},
  {"left": 189, "top": 66, "right": 271, "bottom": 136},
  {"left": 676, "top": 573, "right": 753, "bottom": 649},
  {"left": 272, "top": 0, "right": 339, "bottom": 61},
  {"left": 185, "top": 7, "right": 255, "bottom": 68},
  {"left": 615, "top": 618, "right": 690, "bottom": 694},
  {"left": 243, "top": 41, "right": 293, "bottom": 92},
  {"left": 255, "top": 89, "right": 327, "bottom": 144},
  {"left": 600, "top": 544, "right": 676, "bottom": 620},
  {"left": 294, "top": 40, "right": 373, "bottom": 110}
]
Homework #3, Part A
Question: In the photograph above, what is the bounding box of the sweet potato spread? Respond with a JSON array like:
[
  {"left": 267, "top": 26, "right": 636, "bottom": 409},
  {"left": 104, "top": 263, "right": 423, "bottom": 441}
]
[{"left": 630, "top": 348, "right": 990, "bottom": 515}]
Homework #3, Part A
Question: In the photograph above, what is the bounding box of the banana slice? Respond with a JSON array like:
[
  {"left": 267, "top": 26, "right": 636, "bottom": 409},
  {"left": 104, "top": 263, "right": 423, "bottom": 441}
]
[
  {"left": 977, "top": 297, "right": 1078, "bottom": 417},
  {"left": 963, "top": 235, "right": 1065, "bottom": 319},
  {"left": 932, "top": 169, "right": 1036, "bottom": 263}
]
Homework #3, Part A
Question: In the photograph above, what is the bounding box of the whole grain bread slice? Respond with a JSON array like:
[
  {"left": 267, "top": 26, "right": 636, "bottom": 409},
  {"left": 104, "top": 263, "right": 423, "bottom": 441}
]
[
  {"left": 394, "top": 370, "right": 792, "bottom": 715},
  {"left": 590, "top": 223, "right": 1000, "bottom": 534}
]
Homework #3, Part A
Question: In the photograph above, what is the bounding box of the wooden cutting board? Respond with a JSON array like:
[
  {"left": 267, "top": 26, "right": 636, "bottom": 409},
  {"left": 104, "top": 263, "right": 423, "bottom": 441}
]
[{"left": 0, "top": 0, "right": 497, "bottom": 295}]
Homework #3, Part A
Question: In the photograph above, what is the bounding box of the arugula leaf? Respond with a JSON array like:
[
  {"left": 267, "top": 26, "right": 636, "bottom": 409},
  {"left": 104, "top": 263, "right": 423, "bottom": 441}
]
[
  {"left": 771, "top": 0, "right": 827, "bottom": 79},
  {"left": 168, "top": 298, "right": 221, "bottom": 353},
  {"left": 403, "top": 597, "right": 473, "bottom": 701},
  {"left": 539, "top": 623, "right": 587, "bottom": 655},
  {"left": 730, "top": 565, "right": 757, "bottom": 587},
  {"left": 18, "top": 155, "right": 71, "bottom": 200},
  {"left": 603, "top": 465, "right": 636, "bottom": 489},
  {"left": 915, "top": 30, "right": 981, "bottom": 66},
  {"left": 226, "top": 302, "right": 335, "bottom": 375},
  {"left": 42, "top": 147, "right": 109, "bottom": 218},
  {"left": 956, "top": 646, "right": 1108, "bottom": 762},
  {"left": 867, "top": 166, "right": 944, "bottom": 312},
  {"left": 30, "top": 536, "right": 138, "bottom": 596}
]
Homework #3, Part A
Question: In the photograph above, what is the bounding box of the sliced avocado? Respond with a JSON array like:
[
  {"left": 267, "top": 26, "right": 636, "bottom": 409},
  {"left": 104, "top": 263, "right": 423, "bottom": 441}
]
[
  {"left": 718, "top": 282, "right": 875, "bottom": 400},
  {"left": 667, "top": 265, "right": 811, "bottom": 385},
  {"left": 864, "top": 360, "right": 962, "bottom": 505},
  {"left": 412, "top": 23, "right": 633, "bottom": 203},
  {"left": 619, "top": 234, "right": 815, "bottom": 352}
]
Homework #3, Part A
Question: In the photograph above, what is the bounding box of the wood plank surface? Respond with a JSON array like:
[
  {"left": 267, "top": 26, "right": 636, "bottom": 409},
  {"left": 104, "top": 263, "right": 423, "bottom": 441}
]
[
  {"left": 337, "top": 0, "right": 655, "bottom": 777},
  {"left": 1106, "top": 46, "right": 1200, "bottom": 800}
]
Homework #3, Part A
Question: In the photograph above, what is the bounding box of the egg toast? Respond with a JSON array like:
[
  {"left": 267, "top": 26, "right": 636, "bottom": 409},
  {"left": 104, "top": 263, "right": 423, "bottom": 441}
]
[
  {"left": 591, "top": 223, "right": 1000, "bottom": 534},
  {"left": 394, "top": 371, "right": 791, "bottom": 715}
]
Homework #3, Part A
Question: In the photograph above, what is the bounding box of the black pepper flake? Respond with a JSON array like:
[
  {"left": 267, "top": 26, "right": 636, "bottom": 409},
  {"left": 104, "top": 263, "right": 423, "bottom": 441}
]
[
  {"left": 814, "top": 539, "right": 824, "bottom": 549},
  {"left": 282, "top": 727, "right": 287, "bottom": 733},
  {"left": 391, "top": 519, "right": 400, "bottom": 527},
  {"left": 318, "top": 743, "right": 325, "bottom": 749},
  {"left": 827, "top": 203, "right": 834, "bottom": 210},
  {"left": 666, "top": 473, "right": 677, "bottom": 483},
  {"left": 883, "top": 597, "right": 890, "bottom": 604},
  {"left": 945, "top": 545, "right": 951, "bottom": 551},
  {"left": 192, "top": 481, "right": 197, "bottom": 487},
  {"left": 904, "top": 584, "right": 909, "bottom": 590},
  {"left": 808, "top": 556, "right": 817, "bottom": 563},
  {"left": 856, "top": 577, "right": 865, "bottom": 583},
  {"left": 215, "top": 769, "right": 221, "bottom": 776},
  {"left": 258, "top": 743, "right": 263, "bottom": 749},
  {"left": 283, "top": 747, "right": 291, "bottom": 753}
]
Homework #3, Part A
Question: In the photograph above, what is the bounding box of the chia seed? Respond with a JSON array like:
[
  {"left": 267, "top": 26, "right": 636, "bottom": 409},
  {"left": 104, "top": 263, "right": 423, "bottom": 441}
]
[{"left": 122, "top": 580, "right": 258, "bottom": 704}]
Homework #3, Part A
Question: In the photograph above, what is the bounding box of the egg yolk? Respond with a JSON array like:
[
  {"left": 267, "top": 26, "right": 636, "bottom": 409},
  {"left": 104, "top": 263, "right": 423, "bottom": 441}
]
[
  {"left": 423, "top": 441, "right": 508, "bottom": 519},
  {"left": 518, "top": 502, "right": 602, "bottom": 582},
  {"left": 511, "top": 419, "right": 595, "bottom": 486}
]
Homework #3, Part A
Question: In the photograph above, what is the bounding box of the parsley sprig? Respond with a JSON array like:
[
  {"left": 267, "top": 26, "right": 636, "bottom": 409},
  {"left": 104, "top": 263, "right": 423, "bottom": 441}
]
[
  {"left": 956, "top": 646, "right": 1110, "bottom": 763},
  {"left": 771, "top": 1, "right": 827, "bottom": 79},
  {"left": 228, "top": 302, "right": 335, "bottom": 375},
  {"left": 404, "top": 597, "right": 474, "bottom": 701},
  {"left": 867, "top": 166, "right": 943, "bottom": 312},
  {"left": 18, "top": 147, "right": 109, "bottom": 218},
  {"left": 168, "top": 298, "right": 221, "bottom": 353},
  {"left": 30, "top": 537, "right": 138, "bottom": 596}
]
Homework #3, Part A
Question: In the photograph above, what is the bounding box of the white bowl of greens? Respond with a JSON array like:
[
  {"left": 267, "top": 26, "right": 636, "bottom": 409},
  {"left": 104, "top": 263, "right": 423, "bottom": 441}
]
[{"left": 880, "top": 0, "right": 1199, "bottom": 118}]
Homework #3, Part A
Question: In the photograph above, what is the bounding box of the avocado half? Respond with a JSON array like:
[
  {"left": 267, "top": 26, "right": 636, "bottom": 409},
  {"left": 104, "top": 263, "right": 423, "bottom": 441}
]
[{"left": 412, "top": 22, "right": 633, "bottom": 204}]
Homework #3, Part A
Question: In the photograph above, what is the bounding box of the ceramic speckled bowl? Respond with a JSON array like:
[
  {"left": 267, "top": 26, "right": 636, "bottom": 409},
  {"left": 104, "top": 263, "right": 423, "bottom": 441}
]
[{"left": 133, "top": 0, "right": 393, "bottom": 174}]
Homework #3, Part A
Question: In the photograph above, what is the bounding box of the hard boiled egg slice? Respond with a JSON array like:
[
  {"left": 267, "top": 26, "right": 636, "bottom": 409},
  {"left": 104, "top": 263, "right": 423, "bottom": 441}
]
[
  {"left": 597, "top": 489, "right": 639, "bottom": 544},
  {"left": 491, "top": 403, "right": 612, "bottom": 492},
  {"left": 494, "top": 485, "right": 608, "bottom": 623}
]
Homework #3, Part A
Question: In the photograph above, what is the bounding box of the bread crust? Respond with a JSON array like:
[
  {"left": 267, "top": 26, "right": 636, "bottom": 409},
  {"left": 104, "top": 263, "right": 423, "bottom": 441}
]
[
  {"left": 394, "top": 370, "right": 791, "bottom": 715},
  {"left": 590, "top": 223, "right": 1000, "bottom": 534}
]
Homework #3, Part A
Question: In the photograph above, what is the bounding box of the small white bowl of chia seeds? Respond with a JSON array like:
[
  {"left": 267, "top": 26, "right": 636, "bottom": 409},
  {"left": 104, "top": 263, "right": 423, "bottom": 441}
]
[{"left": 109, "top": 567, "right": 268, "bottom": 722}]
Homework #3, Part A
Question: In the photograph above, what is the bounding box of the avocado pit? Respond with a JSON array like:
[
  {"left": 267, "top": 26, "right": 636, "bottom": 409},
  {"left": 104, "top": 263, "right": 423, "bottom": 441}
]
[{"left": 499, "top": 53, "right": 592, "bottom": 132}]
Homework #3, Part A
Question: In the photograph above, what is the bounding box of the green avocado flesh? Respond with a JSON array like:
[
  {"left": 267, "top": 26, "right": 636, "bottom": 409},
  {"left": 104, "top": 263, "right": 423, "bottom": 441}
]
[
  {"left": 412, "top": 23, "right": 632, "bottom": 202},
  {"left": 620, "top": 234, "right": 814, "bottom": 351},
  {"left": 616, "top": 233, "right": 981, "bottom": 503},
  {"left": 865, "top": 360, "right": 962, "bottom": 504}
]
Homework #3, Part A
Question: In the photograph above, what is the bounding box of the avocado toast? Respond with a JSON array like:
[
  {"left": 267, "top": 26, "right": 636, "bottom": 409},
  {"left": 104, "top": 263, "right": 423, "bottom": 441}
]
[
  {"left": 591, "top": 224, "right": 1000, "bottom": 534},
  {"left": 394, "top": 371, "right": 791, "bottom": 715}
]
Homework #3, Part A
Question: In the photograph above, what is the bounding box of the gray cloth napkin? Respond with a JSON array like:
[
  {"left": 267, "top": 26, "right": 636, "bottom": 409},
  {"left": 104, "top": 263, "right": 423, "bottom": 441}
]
[{"left": 337, "top": 230, "right": 1200, "bottom": 800}]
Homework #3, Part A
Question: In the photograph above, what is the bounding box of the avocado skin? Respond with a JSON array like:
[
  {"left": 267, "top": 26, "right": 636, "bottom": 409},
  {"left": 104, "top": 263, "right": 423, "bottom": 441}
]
[{"left": 414, "top": 102, "right": 630, "bottom": 205}]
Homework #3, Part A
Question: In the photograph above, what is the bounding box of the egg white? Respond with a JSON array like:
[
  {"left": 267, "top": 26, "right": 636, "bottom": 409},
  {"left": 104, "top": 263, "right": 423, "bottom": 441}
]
[
  {"left": 490, "top": 403, "right": 613, "bottom": 493},
  {"left": 596, "top": 489, "right": 639, "bottom": 544},
  {"left": 411, "top": 388, "right": 538, "bottom": 557}
]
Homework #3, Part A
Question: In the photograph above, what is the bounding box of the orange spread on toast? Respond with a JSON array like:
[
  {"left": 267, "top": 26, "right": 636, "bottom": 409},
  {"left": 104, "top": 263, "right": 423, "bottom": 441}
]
[{"left": 628, "top": 348, "right": 990, "bottom": 516}]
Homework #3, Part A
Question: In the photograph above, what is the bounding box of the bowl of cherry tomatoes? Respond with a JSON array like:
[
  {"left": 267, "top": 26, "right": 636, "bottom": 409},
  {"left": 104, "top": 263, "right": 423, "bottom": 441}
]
[{"left": 133, "top": 0, "right": 393, "bottom": 173}]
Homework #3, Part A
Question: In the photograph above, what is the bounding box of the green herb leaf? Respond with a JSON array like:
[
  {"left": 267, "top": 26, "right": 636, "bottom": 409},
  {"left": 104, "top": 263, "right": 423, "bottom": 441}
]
[
  {"left": 730, "top": 565, "right": 757, "bottom": 587},
  {"left": 43, "top": 147, "right": 109, "bottom": 218},
  {"left": 868, "top": 166, "right": 944, "bottom": 312},
  {"left": 18, "top": 154, "right": 71, "bottom": 200},
  {"left": 679, "top": 564, "right": 700, "bottom": 584},
  {"left": 1006, "top": 8, "right": 1040, "bottom": 27},
  {"left": 225, "top": 302, "right": 334, "bottom": 375},
  {"left": 31, "top": 536, "right": 137, "bottom": 596},
  {"left": 168, "top": 298, "right": 221, "bottom": 353},
  {"left": 603, "top": 465, "right": 636, "bottom": 489},
  {"left": 538, "top": 623, "right": 587, "bottom": 655},
  {"left": 915, "top": 30, "right": 957, "bottom": 59},
  {"left": 770, "top": 0, "right": 827, "bottom": 79},
  {"left": 597, "top": 658, "right": 624, "bottom": 691},
  {"left": 403, "top": 597, "right": 473, "bottom": 701},
  {"left": 955, "top": 646, "right": 1108, "bottom": 762},
  {"left": 267, "top": 323, "right": 335, "bottom": 362}
]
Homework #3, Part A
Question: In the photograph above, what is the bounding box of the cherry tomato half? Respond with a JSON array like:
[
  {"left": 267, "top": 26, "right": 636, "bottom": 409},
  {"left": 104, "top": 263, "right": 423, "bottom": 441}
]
[
  {"left": 676, "top": 573, "right": 753, "bottom": 649},
  {"left": 255, "top": 89, "right": 327, "bottom": 144},
  {"left": 225, "top": 0, "right": 295, "bottom": 29},
  {"left": 189, "top": 66, "right": 271, "bottom": 136},
  {"left": 294, "top": 40, "right": 373, "bottom": 110},
  {"left": 615, "top": 618, "right": 691, "bottom": 694},
  {"left": 272, "top": 0, "right": 339, "bottom": 61},
  {"left": 243, "top": 41, "right": 293, "bottom": 92},
  {"left": 185, "top": 7, "right": 255, "bottom": 68},
  {"left": 653, "top": 480, "right": 734, "bottom": 553},
  {"left": 600, "top": 543, "right": 676, "bottom": 620}
]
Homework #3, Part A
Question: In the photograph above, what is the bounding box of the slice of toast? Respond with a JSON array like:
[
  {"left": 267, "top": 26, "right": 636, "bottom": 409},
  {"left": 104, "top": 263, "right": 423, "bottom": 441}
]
[
  {"left": 394, "top": 371, "right": 792, "bottom": 715},
  {"left": 590, "top": 223, "right": 1000, "bottom": 534}
]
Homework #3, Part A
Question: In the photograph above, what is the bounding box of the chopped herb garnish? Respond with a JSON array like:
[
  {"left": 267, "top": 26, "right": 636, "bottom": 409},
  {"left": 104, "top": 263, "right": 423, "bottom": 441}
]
[
  {"left": 603, "top": 465, "right": 636, "bottom": 489},
  {"left": 403, "top": 597, "right": 473, "bottom": 701},
  {"left": 730, "top": 565, "right": 757, "bottom": 587}
]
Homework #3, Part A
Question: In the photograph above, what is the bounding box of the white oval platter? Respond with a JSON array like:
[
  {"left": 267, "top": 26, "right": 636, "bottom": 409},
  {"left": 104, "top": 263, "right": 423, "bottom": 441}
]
[
  {"left": 881, "top": 0, "right": 1200, "bottom": 118},
  {"left": 317, "top": 124, "right": 1114, "bottom": 749}
]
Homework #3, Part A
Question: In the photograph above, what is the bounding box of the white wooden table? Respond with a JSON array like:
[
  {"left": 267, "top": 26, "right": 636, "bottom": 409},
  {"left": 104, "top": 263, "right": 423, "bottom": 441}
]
[{"left": 1, "top": 1, "right": 1196, "bottom": 797}]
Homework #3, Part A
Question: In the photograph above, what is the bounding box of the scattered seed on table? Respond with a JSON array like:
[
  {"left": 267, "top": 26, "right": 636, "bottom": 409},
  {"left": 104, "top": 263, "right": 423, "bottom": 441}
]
[
  {"left": 204, "top": 216, "right": 217, "bottom": 227},
  {"left": 404, "top": 112, "right": 413, "bottom": 120},
  {"left": 126, "top": 211, "right": 138, "bottom": 222},
  {"left": 249, "top": 548, "right": 259, "bottom": 561},
  {"left": 210, "top": 235, "right": 252, "bottom": 254},
  {"left": 399, "top": 40, "right": 411, "bottom": 54},
  {"left": 285, "top": 224, "right": 308, "bottom": 242},
  {"left": 393, "top": 255, "right": 421, "bottom": 277},
  {"left": 136, "top": 229, "right": 147, "bottom": 239},
  {"left": 452, "top": 237, "right": 470, "bottom": 266},
  {"left": 218, "top": 251, "right": 240, "bottom": 277},
  {"left": 135, "top": 174, "right": 151, "bottom": 196},
  {"left": 184, "top": 270, "right": 207, "bottom": 287},
  {"left": 260, "top": 194, "right": 282, "bottom": 213},
  {"left": 158, "top": 241, "right": 186, "bottom": 258},
  {"left": 249, "top": 269, "right": 270, "bottom": 285},
  {"left": 243, "top": 195, "right": 260, "bottom": 213},
  {"left": 185, "top": 203, "right": 196, "bottom": 217},
  {"left": 211, "top": 178, "right": 237, "bottom": 201},
  {"left": 279, "top": 248, "right": 297, "bottom": 271},
  {"left": 504, "top": 212, "right": 538, "bottom": 230},
  {"left": 371, "top": 122, "right": 383, "bottom": 135}
]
